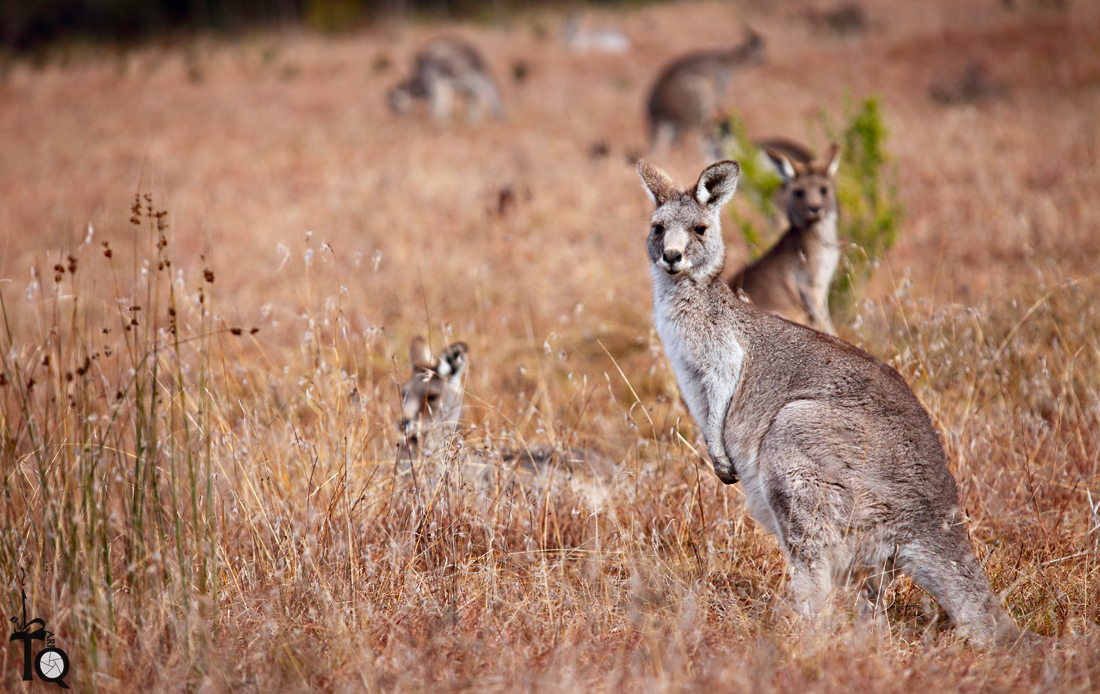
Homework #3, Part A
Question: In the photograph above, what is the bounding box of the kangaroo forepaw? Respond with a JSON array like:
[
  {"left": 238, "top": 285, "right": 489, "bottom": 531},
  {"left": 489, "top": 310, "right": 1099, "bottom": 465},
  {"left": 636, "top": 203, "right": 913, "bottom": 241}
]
[{"left": 710, "top": 453, "right": 739, "bottom": 484}]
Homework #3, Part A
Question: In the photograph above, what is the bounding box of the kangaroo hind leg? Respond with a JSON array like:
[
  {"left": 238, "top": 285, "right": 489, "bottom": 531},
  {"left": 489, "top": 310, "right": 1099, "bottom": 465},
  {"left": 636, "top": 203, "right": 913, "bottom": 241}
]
[{"left": 856, "top": 553, "right": 898, "bottom": 629}]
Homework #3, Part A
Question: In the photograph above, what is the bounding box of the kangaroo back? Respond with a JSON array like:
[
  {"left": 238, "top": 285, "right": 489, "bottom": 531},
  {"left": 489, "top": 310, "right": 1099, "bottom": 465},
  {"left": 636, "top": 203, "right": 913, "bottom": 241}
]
[
  {"left": 646, "top": 30, "right": 765, "bottom": 160},
  {"left": 388, "top": 37, "right": 503, "bottom": 122},
  {"left": 729, "top": 143, "right": 841, "bottom": 335}
]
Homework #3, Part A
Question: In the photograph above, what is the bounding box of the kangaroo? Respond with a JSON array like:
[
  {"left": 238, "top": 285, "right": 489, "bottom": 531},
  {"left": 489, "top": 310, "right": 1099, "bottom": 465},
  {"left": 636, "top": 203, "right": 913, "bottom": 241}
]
[
  {"left": 388, "top": 37, "right": 503, "bottom": 123},
  {"left": 729, "top": 143, "right": 842, "bottom": 336},
  {"left": 396, "top": 337, "right": 615, "bottom": 482},
  {"left": 637, "top": 159, "right": 1021, "bottom": 646},
  {"left": 646, "top": 30, "right": 766, "bottom": 161},
  {"left": 397, "top": 336, "right": 469, "bottom": 458}
]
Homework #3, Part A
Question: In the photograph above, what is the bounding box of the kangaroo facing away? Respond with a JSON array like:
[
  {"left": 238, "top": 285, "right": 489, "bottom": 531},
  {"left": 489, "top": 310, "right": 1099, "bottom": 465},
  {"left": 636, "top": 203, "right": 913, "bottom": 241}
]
[
  {"left": 388, "top": 37, "right": 503, "bottom": 123},
  {"left": 637, "top": 159, "right": 1021, "bottom": 646},
  {"left": 396, "top": 337, "right": 615, "bottom": 482},
  {"left": 729, "top": 143, "right": 842, "bottom": 335},
  {"left": 646, "top": 30, "right": 766, "bottom": 161}
]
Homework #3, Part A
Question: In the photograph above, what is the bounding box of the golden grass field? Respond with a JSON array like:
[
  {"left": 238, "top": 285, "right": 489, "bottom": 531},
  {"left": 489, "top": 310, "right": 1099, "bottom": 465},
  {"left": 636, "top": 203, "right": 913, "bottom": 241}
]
[{"left": 2, "top": 0, "right": 1099, "bottom": 690}]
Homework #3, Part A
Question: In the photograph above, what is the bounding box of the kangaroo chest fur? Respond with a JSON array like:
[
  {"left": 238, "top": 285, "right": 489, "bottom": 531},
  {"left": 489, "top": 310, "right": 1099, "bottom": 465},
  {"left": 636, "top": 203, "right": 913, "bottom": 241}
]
[
  {"left": 804, "top": 215, "right": 840, "bottom": 292},
  {"left": 652, "top": 269, "right": 745, "bottom": 465}
]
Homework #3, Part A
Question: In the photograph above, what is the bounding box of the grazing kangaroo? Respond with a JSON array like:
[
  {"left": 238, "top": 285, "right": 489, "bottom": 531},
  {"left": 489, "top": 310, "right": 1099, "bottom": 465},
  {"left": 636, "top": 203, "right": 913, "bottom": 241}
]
[
  {"left": 646, "top": 30, "right": 766, "bottom": 161},
  {"left": 396, "top": 337, "right": 615, "bottom": 482},
  {"left": 638, "top": 159, "right": 1021, "bottom": 646},
  {"left": 729, "top": 143, "right": 842, "bottom": 336},
  {"left": 388, "top": 37, "right": 503, "bottom": 123}
]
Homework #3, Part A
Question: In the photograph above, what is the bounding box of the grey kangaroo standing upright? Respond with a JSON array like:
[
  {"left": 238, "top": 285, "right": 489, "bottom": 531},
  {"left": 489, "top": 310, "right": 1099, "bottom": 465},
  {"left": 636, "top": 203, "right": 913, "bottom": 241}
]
[
  {"left": 729, "top": 143, "right": 842, "bottom": 335},
  {"left": 388, "top": 37, "right": 503, "bottom": 123},
  {"left": 637, "top": 158, "right": 1020, "bottom": 646},
  {"left": 646, "top": 30, "right": 765, "bottom": 161}
]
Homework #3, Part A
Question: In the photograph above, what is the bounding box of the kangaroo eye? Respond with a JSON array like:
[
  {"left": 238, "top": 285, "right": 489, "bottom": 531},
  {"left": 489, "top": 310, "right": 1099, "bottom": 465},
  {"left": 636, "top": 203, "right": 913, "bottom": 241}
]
[
  {"left": 651, "top": 224, "right": 664, "bottom": 235},
  {"left": 426, "top": 393, "right": 439, "bottom": 404},
  {"left": 820, "top": 186, "right": 828, "bottom": 196},
  {"left": 793, "top": 189, "right": 805, "bottom": 199},
  {"left": 694, "top": 226, "right": 707, "bottom": 236}
]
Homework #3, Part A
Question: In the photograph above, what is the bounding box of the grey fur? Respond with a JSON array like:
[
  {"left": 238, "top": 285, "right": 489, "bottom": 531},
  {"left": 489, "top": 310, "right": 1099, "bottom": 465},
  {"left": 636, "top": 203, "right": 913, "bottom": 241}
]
[
  {"left": 388, "top": 37, "right": 503, "bottom": 123},
  {"left": 638, "top": 159, "right": 1020, "bottom": 646}
]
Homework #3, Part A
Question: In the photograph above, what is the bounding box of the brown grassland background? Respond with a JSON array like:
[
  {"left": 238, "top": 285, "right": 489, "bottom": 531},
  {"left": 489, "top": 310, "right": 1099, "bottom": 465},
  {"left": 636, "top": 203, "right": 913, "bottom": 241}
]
[{"left": 2, "top": 0, "right": 1100, "bottom": 690}]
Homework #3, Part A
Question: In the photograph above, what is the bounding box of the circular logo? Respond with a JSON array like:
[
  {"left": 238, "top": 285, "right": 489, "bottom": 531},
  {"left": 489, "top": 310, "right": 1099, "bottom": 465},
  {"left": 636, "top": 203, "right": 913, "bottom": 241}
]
[{"left": 35, "top": 646, "right": 70, "bottom": 683}]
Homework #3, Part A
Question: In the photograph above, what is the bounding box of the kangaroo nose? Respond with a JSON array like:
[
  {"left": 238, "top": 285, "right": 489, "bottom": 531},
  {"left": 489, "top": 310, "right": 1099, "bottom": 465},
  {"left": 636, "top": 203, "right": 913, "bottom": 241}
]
[{"left": 663, "top": 249, "right": 682, "bottom": 266}]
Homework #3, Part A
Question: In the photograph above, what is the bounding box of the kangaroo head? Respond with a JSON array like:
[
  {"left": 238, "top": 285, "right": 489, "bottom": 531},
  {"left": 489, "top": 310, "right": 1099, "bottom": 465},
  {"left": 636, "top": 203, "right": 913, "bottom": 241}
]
[
  {"left": 398, "top": 336, "right": 468, "bottom": 454},
  {"left": 638, "top": 159, "right": 740, "bottom": 282},
  {"left": 767, "top": 143, "right": 840, "bottom": 228}
]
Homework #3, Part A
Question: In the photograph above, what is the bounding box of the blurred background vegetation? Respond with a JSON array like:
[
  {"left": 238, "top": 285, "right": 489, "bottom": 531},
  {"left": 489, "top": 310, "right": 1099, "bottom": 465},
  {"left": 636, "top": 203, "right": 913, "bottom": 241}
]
[{"left": 0, "top": 0, "right": 640, "bottom": 52}]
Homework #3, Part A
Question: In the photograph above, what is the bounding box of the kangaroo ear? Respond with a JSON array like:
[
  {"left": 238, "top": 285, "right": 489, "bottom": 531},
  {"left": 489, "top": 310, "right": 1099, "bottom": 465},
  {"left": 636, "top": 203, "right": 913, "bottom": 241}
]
[
  {"left": 695, "top": 160, "right": 740, "bottom": 208},
  {"left": 409, "top": 335, "right": 434, "bottom": 371},
  {"left": 823, "top": 142, "right": 841, "bottom": 178},
  {"left": 637, "top": 159, "right": 677, "bottom": 208},
  {"left": 764, "top": 146, "right": 797, "bottom": 183},
  {"left": 437, "top": 342, "right": 468, "bottom": 378}
]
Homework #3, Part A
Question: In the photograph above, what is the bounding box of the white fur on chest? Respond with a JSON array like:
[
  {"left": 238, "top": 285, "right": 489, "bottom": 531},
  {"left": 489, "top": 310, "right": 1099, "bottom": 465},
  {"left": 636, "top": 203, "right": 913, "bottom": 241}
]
[
  {"left": 811, "top": 216, "right": 841, "bottom": 291},
  {"left": 652, "top": 272, "right": 745, "bottom": 459}
]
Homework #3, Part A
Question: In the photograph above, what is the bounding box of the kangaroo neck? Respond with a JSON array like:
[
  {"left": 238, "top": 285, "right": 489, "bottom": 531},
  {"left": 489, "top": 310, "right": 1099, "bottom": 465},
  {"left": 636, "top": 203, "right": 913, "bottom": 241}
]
[
  {"left": 788, "top": 211, "right": 837, "bottom": 245},
  {"left": 651, "top": 263, "right": 724, "bottom": 305},
  {"left": 810, "top": 213, "right": 838, "bottom": 245},
  {"left": 651, "top": 266, "right": 746, "bottom": 331}
]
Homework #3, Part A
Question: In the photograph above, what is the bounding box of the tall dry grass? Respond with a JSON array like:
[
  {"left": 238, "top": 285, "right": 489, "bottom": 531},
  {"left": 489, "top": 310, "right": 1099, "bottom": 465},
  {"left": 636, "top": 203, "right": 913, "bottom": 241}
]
[{"left": 2, "top": 0, "right": 1099, "bottom": 691}]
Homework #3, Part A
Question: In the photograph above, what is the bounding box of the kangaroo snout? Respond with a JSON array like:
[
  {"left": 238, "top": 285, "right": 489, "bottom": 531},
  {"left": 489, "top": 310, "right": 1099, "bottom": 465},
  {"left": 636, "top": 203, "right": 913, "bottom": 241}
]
[
  {"left": 658, "top": 230, "right": 691, "bottom": 274},
  {"left": 662, "top": 248, "right": 684, "bottom": 272}
]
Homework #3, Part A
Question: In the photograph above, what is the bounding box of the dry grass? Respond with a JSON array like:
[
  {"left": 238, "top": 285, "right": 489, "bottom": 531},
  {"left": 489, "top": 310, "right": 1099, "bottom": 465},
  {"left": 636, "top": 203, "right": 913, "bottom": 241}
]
[{"left": 1, "top": 0, "right": 1099, "bottom": 691}]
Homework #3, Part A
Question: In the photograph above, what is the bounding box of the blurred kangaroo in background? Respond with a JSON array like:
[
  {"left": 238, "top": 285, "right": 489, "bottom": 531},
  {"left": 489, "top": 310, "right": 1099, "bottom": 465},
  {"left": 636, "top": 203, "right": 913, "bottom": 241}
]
[
  {"left": 729, "top": 143, "right": 842, "bottom": 335},
  {"left": 398, "top": 336, "right": 469, "bottom": 457},
  {"left": 396, "top": 337, "right": 616, "bottom": 482},
  {"left": 388, "top": 37, "right": 503, "bottom": 123},
  {"left": 638, "top": 158, "right": 1021, "bottom": 646},
  {"left": 646, "top": 30, "right": 766, "bottom": 161}
]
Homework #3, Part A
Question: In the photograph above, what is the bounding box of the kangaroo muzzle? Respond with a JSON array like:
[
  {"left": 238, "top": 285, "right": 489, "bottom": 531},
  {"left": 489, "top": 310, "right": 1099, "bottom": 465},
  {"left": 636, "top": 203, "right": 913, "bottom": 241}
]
[{"left": 658, "top": 230, "right": 690, "bottom": 275}]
